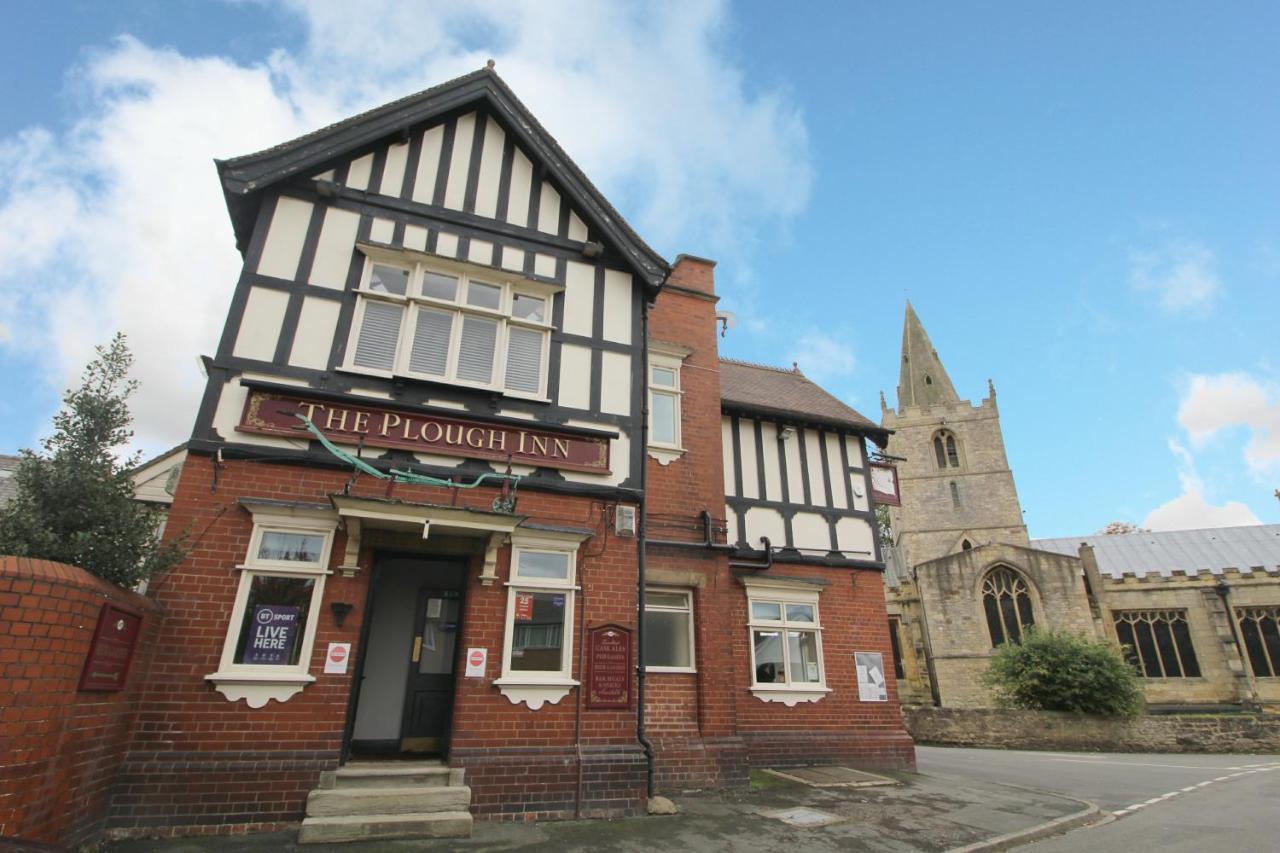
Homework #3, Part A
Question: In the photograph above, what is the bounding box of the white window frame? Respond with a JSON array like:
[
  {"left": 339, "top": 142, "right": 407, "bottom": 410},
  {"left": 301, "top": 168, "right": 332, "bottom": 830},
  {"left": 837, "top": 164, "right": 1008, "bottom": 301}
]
[
  {"left": 342, "top": 249, "right": 557, "bottom": 401},
  {"left": 205, "top": 510, "right": 337, "bottom": 708},
  {"left": 647, "top": 342, "right": 690, "bottom": 465},
  {"left": 494, "top": 534, "right": 582, "bottom": 710},
  {"left": 743, "top": 578, "right": 830, "bottom": 706},
  {"left": 644, "top": 587, "right": 696, "bottom": 673}
]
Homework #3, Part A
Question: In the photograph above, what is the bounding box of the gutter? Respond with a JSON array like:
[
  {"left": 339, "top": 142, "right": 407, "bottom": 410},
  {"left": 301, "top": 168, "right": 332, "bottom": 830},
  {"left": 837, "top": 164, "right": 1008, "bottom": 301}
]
[{"left": 636, "top": 299, "right": 656, "bottom": 799}]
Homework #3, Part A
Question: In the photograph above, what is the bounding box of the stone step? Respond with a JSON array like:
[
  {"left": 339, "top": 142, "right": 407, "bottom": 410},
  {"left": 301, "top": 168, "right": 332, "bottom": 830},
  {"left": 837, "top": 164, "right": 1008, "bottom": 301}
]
[
  {"left": 320, "top": 762, "right": 459, "bottom": 789},
  {"left": 306, "top": 785, "right": 471, "bottom": 817},
  {"left": 297, "top": 811, "right": 473, "bottom": 845}
]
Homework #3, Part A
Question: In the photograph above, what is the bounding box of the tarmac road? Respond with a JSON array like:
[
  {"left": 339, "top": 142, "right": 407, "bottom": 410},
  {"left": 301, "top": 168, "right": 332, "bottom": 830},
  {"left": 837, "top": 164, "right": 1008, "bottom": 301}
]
[{"left": 916, "top": 745, "right": 1280, "bottom": 850}]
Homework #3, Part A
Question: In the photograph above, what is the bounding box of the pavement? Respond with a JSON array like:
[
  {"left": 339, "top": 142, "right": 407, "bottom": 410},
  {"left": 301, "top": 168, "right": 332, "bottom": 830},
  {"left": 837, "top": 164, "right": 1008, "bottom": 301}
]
[
  {"left": 105, "top": 766, "right": 1088, "bottom": 853},
  {"left": 104, "top": 746, "right": 1280, "bottom": 852}
]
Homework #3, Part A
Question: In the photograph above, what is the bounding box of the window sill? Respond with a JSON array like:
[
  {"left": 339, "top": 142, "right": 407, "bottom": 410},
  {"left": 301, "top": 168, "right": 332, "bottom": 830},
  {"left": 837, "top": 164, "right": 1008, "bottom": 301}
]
[
  {"left": 749, "top": 685, "right": 830, "bottom": 706},
  {"left": 646, "top": 446, "right": 685, "bottom": 466},
  {"left": 205, "top": 671, "right": 316, "bottom": 708},
  {"left": 493, "top": 677, "right": 578, "bottom": 710},
  {"left": 646, "top": 666, "right": 697, "bottom": 674}
]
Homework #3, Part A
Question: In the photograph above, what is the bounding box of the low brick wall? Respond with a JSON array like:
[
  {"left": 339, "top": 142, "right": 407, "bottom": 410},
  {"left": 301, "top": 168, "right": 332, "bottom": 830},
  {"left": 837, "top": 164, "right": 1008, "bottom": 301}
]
[
  {"left": 904, "top": 706, "right": 1280, "bottom": 753},
  {"left": 0, "top": 556, "right": 161, "bottom": 847}
]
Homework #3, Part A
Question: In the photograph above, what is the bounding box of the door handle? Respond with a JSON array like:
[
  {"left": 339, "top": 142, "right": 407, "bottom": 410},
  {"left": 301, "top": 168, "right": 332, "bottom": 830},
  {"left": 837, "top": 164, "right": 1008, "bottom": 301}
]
[{"left": 412, "top": 636, "right": 422, "bottom": 663}]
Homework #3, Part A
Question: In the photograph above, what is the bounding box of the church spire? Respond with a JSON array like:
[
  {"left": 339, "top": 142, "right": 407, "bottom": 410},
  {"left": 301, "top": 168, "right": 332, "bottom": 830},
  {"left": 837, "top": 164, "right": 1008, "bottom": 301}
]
[{"left": 896, "top": 301, "right": 960, "bottom": 410}]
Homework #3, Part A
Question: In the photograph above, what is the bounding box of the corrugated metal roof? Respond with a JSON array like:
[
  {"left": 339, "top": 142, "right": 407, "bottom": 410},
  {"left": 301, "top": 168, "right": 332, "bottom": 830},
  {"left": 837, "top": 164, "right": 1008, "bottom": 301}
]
[
  {"left": 1032, "top": 524, "right": 1280, "bottom": 578},
  {"left": 0, "top": 454, "right": 20, "bottom": 505}
]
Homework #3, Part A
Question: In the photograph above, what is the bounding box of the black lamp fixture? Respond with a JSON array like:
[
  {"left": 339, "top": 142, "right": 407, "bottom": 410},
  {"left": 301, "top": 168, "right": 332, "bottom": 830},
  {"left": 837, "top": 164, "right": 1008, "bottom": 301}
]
[{"left": 330, "top": 602, "right": 354, "bottom": 628}]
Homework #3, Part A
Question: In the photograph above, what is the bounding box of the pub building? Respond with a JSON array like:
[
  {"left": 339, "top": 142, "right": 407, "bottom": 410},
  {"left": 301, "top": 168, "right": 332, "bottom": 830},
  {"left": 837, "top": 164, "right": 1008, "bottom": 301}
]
[{"left": 121, "top": 67, "right": 913, "bottom": 841}]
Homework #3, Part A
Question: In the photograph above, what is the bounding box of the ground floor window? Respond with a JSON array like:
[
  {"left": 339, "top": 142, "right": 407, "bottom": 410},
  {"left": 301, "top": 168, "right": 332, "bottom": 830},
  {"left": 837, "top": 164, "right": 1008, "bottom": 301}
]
[
  {"left": 644, "top": 588, "right": 695, "bottom": 671},
  {"left": 494, "top": 536, "right": 585, "bottom": 709},
  {"left": 206, "top": 508, "right": 338, "bottom": 707},
  {"left": 743, "top": 580, "right": 828, "bottom": 704},
  {"left": 1236, "top": 606, "right": 1280, "bottom": 678},
  {"left": 1113, "top": 609, "right": 1201, "bottom": 678}
]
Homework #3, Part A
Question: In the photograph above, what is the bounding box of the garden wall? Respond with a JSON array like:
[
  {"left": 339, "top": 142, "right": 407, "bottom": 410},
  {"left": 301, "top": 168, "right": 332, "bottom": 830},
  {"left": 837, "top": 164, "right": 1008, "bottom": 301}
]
[
  {"left": 0, "top": 556, "right": 161, "bottom": 847},
  {"left": 904, "top": 706, "right": 1280, "bottom": 753}
]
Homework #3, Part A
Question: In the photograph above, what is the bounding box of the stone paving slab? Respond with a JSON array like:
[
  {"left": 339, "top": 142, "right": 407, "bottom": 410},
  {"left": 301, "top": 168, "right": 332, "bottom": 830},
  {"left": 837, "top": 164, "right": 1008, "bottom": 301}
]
[{"left": 106, "top": 770, "right": 1089, "bottom": 853}]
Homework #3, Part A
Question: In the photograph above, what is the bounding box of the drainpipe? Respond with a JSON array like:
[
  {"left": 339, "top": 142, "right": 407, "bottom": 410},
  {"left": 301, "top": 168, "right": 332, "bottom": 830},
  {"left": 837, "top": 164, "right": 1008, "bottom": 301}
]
[{"left": 636, "top": 299, "right": 656, "bottom": 799}]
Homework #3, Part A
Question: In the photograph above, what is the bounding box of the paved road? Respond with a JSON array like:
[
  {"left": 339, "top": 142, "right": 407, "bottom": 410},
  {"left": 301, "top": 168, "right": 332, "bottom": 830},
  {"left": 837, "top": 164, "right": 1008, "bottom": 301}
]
[{"left": 916, "top": 745, "right": 1280, "bottom": 850}]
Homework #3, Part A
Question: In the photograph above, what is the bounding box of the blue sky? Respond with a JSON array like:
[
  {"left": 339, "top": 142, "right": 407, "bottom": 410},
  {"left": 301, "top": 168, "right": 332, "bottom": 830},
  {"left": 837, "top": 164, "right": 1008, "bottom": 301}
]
[{"left": 0, "top": 1, "right": 1276, "bottom": 537}]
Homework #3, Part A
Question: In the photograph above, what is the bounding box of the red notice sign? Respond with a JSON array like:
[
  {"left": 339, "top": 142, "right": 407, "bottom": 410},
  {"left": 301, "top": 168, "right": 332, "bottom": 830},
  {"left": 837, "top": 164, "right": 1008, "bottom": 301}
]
[
  {"left": 514, "top": 592, "right": 535, "bottom": 622},
  {"left": 79, "top": 604, "right": 142, "bottom": 692},
  {"left": 586, "top": 624, "right": 632, "bottom": 710}
]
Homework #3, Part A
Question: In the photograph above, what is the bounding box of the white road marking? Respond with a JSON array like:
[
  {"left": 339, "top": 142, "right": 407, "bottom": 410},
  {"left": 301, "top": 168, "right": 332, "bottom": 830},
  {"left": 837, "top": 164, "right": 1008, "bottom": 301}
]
[
  {"left": 1110, "top": 762, "right": 1280, "bottom": 819},
  {"left": 1047, "top": 758, "right": 1243, "bottom": 770}
]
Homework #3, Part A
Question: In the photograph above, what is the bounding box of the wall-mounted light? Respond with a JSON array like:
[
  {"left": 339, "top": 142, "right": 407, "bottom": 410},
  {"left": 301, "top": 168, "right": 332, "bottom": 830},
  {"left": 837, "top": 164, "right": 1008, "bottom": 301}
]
[
  {"left": 779, "top": 426, "right": 796, "bottom": 442},
  {"left": 330, "top": 602, "right": 354, "bottom": 628}
]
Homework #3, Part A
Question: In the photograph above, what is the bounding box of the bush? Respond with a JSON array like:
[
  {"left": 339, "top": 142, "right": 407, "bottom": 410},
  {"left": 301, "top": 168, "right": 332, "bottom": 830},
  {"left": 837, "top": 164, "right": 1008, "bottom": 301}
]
[{"left": 982, "top": 629, "right": 1144, "bottom": 716}]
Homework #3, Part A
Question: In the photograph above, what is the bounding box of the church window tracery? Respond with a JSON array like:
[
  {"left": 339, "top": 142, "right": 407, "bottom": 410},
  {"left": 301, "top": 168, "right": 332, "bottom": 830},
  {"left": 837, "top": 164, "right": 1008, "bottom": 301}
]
[
  {"left": 981, "top": 567, "right": 1034, "bottom": 647},
  {"left": 932, "top": 429, "right": 961, "bottom": 470}
]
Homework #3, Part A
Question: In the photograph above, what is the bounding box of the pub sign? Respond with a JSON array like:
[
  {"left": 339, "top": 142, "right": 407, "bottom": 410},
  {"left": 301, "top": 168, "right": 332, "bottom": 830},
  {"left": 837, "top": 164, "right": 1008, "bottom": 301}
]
[{"left": 586, "top": 624, "right": 632, "bottom": 710}]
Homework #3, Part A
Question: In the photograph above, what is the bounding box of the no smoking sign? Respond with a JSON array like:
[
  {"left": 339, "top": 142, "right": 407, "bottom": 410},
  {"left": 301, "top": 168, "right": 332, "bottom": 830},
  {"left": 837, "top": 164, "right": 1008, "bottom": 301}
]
[
  {"left": 323, "top": 642, "right": 351, "bottom": 674},
  {"left": 465, "top": 647, "right": 487, "bottom": 678}
]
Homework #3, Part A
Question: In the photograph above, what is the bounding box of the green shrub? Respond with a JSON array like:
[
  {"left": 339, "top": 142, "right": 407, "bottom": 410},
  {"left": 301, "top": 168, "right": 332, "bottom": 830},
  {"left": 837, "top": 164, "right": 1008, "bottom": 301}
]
[{"left": 981, "top": 629, "right": 1144, "bottom": 716}]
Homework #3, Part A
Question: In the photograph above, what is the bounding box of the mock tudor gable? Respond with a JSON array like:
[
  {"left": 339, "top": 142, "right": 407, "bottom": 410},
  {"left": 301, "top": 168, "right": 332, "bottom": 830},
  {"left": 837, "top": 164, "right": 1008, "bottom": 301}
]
[{"left": 196, "top": 67, "right": 665, "bottom": 493}]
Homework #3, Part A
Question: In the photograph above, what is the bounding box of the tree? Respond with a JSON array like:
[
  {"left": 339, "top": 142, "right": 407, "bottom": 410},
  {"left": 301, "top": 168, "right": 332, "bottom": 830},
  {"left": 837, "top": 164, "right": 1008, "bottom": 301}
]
[
  {"left": 875, "top": 504, "right": 895, "bottom": 548},
  {"left": 0, "top": 333, "right": 185, "bottom": 587},
  {"left": 1097, "top": 521, "right": 1149, "bottom": 535},
  {"left": 981, "top": 629, "right": 1144, "bottom": 716}
]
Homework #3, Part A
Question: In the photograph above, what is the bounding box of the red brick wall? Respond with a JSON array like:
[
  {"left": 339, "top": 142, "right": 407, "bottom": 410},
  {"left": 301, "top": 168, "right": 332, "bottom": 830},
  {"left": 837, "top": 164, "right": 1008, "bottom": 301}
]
[
  {"left": 114, "top": 452, "right": 648, "bottom": 832},
  {"left": 0, "top": 557, "right": 161, "bottom": 847}
]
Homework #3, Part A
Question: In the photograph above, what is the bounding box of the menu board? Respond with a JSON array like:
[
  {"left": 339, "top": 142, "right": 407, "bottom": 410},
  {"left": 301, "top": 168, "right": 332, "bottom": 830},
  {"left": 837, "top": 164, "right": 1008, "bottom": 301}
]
[{"left": 79, "top": 604, "right": 143, "bottom": 692}]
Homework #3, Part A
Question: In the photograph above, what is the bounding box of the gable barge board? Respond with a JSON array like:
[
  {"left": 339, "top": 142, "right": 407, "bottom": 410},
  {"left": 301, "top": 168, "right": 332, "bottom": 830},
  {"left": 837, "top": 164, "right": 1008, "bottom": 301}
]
[{"left": 217, "top": 69, "right": 668, "bottom": 291}]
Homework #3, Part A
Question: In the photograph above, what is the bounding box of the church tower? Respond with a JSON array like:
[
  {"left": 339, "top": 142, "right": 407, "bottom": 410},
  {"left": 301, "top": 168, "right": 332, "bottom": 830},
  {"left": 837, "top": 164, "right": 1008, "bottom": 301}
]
[{"left": 881, "top": 302, "right": 1029, "bottom": 571}]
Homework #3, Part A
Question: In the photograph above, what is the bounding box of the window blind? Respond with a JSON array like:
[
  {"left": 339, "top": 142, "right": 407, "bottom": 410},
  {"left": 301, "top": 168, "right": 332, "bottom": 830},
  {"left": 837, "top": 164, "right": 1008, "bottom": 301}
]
[
  {"left": 409, "top": 308, "right": 452, "bottom": 376},
  {"left": 504, "top": 327, "right": 543, "bottom": 393},
  {"left": 456, "top": 316, "right": 498, "bottom": 382},
  {"left": 352, "top": 301, "right": 402, "bottom": 370}
]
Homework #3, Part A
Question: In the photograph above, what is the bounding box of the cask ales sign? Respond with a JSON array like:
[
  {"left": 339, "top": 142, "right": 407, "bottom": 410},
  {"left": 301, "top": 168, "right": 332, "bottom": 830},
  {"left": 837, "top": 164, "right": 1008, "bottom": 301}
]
[
  {"left": 239, "top": 390, "right": 610, "bottom": 473},
  {"left": 586, "top": 624, "right": 632, "bottom": 710}
]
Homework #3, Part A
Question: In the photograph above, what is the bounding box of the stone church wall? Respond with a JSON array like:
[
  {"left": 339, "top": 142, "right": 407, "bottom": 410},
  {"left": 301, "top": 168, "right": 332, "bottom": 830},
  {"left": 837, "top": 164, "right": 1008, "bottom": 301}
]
[{"left": 912, "top": 544, "right": 1099, "bottom": 708}]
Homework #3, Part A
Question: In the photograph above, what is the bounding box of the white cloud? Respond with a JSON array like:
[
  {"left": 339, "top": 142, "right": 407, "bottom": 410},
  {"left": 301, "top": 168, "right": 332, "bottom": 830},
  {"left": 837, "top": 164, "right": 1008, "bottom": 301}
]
[
  {"left": 1129, "top": 239, "right": 1221, "bottom": 313},
  {"left": 1141, "top": 440, "right": 1261, "bottom": 531},
  {"left": 0, "top": 1, "right": 812, "bottom": 453},
  {"left": 787, "top": 331, "right": 856, "bottom": 385},
  {"left": 1177, "top": 372, "right": 1280, "bottom": 476}
]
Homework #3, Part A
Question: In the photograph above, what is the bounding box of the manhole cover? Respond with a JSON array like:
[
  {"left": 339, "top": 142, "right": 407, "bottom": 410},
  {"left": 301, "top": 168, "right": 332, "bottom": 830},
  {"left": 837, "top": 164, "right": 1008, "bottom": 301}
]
[
  {"left": 760, "top": 806, "right": 845, "bottom": 828},
  {"left": 764, "top": 765, "right": 899, "bottom": 788}
]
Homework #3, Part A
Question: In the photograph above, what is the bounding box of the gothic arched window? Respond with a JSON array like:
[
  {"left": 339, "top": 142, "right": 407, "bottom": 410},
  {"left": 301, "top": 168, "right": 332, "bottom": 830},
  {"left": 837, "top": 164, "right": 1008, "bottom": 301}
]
[
  {"left": 932, "top": 430, "right": 961, "bottom": 470},
  {"left": 982, "top": 567, "right": 1035, "bottom": 647}
]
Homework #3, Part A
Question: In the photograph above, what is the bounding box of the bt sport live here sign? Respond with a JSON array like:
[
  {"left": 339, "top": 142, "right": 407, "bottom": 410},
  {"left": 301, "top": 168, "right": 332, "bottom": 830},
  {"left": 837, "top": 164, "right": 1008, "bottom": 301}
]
[{"left": 243, "top": 605, "right": 301, "bottom": 665}]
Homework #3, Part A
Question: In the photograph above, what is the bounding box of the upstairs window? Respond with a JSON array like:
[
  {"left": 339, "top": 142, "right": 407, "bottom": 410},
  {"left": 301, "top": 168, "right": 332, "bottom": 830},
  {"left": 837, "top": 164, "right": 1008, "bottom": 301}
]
[
  {"left": 982, "top": 566, "right": 1035, "bottom": 647},
  {"left": 345, "top": 256, "right": 554, "bottom": 398},
  {"left": 647, "top": 343, "right": 691, "bottom": 463}
]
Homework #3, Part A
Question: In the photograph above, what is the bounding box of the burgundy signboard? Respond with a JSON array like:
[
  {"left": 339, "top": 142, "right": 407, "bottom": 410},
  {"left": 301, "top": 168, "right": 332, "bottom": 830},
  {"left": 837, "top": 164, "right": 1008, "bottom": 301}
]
[
  {"left": 78, "top": 604, "right": 143, "bottom": 692},
  {"left": 586, "top": 624, "right": 632, "bottom": 710},
  {"left": 239, "top": 390, "right": 611, "bottom": 473},
  {"left": 869, "top": 462, "right": 902, "bottom": 507}
]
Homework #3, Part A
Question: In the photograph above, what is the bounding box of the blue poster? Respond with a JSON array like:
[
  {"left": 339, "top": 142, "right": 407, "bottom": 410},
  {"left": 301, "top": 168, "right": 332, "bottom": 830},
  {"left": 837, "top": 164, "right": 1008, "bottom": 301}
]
[{"left": 242, "top": 605, "right": 301, "bottom": 665}]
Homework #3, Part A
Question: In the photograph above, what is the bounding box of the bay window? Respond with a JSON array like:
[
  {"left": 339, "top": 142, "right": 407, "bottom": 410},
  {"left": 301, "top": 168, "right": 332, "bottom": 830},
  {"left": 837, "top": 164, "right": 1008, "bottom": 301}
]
[{"left": 345, "top": 253, "right": 554, "bottom": 398}]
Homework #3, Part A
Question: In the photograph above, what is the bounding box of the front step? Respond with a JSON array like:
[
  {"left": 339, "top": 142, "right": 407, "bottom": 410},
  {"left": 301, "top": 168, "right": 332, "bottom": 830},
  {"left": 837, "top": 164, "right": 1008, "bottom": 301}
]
[
  {"left": 300, "top": 762, "right": 472, "bottom": 844},
  {"left": 298, "top": 812, "right": 473, "bottom": 844},
  {"left": 320, "top": 761, "right": 459, "bottom": 789},
  {"left": 307, "top": 785, "right": 471, "bottom": 816}
]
